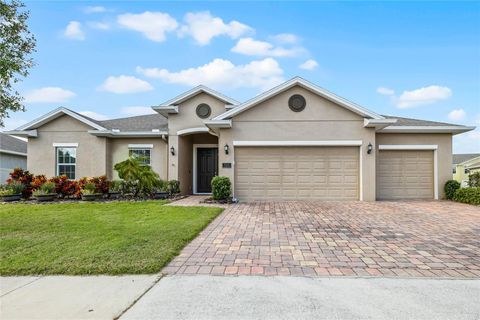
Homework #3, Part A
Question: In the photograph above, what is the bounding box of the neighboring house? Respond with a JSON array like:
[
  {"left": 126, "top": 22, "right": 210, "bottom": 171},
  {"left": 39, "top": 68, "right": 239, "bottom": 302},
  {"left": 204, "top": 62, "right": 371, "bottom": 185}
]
[
  {"left": 7, "top": 77, "right": 475, "bottom": 201},
  {"left": 453, "top": 154, "right": 480, "bottom": 186},
  {"left": 0, "top": 133, "right": 27, "bottom": 183}
]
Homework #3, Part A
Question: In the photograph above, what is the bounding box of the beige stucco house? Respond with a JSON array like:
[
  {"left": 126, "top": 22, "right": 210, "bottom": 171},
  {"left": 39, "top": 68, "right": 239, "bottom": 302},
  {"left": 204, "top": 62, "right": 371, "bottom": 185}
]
[{"left": 8, "top": 77, "right": 475, "bottom": 201}]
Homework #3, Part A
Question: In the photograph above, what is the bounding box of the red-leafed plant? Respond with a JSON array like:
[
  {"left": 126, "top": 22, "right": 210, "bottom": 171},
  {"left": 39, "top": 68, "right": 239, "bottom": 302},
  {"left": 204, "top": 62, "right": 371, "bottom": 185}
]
[
  {"left": 49, "top": 175, "right": 80, "bottom": 198},
  {"left": 31, "top": 175, "right": 47, "bottom": 191},
  {"left": 78, "top": 176, "right": 110, "bottom": 194},
  {"left": 7, "top": 168, "right": 34, "bottom": 198}
]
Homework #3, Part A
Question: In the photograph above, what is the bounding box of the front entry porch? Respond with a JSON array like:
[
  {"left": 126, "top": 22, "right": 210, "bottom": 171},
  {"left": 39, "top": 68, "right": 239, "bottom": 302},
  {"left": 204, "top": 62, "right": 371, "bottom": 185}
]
[{"left": 174, "top": 132, "right": 218, "bottom": 195}]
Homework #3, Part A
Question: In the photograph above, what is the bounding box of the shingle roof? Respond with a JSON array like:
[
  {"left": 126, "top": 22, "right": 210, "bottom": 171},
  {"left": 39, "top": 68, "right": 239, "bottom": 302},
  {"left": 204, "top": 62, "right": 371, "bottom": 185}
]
[
  {"left": 453, "top": 154, "right": 480, "bottom": 165},
  {"left": 99, "top": 114, "right": 168, "bottom": 132},
  {"left": 382, "top": 115, "right": 463, "bottom": 127},
  {"left": 0, "top": 133, "right": 27, "bottom": 154}
]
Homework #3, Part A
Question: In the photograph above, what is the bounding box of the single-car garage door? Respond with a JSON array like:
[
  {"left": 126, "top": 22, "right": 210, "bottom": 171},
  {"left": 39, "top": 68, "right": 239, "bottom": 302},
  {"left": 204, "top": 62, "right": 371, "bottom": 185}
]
[
  {"left": 377, "top": 150, "right": 434, "bottom": 200},
  {"left": 235, "top": 147, "right": 359, "bottom": 201}
]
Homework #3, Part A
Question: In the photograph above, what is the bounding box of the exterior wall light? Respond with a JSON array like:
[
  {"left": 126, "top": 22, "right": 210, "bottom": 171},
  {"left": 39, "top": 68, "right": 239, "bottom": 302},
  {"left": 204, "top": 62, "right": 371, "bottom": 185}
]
[
  {"left": 170, "top": 146, "right": 175, "bottom": 156},
  {"left": 367, "top": 143, "right": 373, "bottom": 154},
  {"left": 224, "top": 144, "right": 229, "bottom": 155}
]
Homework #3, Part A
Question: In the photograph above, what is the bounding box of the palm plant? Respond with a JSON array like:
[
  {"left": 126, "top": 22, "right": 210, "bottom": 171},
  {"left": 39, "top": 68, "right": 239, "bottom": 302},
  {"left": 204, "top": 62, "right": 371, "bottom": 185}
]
[{"left": 113, "top": 157, "right": 161, "bottom": 197}]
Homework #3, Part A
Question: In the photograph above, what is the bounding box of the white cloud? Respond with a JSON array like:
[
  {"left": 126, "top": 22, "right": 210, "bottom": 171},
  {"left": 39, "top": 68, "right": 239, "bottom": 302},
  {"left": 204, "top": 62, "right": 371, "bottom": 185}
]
[
  {"left": 137, "top": 57, "right": 284, "bottom": 91},
  {"left": 396, "top": 85, "right": 452, "bottom": 109},
  {"left": 84, "top": 6, "right": 107, "bottom": 14},
  {"left": 120, "top": 106, "right": 157, "bottom": 116},
  {"left": 271, "top": 33, "right": 298, "bottom": 44},
  {"left": 79, "top": 111, "right": 110, "bottom": 120},
  {"left": 231, "top": 37, "right": 304, "bottom": 57},
  {"left": 453, "top": 128, "right": 480, "bottom": 153},
  {"left": 0, "top": 118, "right": 28, "bottom": 131},
  {"left": 377, "top": 87, "right": 395, "bottom": 95},
  {"left": 117, "top": 11, "right": 178, "bottom": 42},
  {"left": 64, "top": 21, "right": 85, "bottom": 40},
  {"left": 87, "top": 22, "right": 110, "bottom": 30},
  {"left": 24, "top": 87, "right": 76, "bottom": 103},
  {"left": 179, "top": 11, "right": 253, "bottom": 45},
  {"left": 299, "top": 59, "right": 319, "bottom": 71},
  {"left": 98, "top": 75, "right": 154, "bottom": 94},
  {"left": 447, "top": 109, "right": 466, "bottom": 121}
]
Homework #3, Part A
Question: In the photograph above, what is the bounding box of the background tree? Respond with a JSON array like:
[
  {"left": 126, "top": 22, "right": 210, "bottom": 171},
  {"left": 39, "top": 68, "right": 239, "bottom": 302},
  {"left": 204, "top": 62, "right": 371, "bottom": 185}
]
[{"left": 0, "top": 0, "right": 36, "bottom": 127}]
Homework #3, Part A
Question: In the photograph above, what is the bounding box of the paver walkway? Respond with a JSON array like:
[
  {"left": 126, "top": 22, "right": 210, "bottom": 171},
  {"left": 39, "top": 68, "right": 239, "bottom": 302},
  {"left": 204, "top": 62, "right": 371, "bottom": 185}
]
[
  {"left": 166, "top": 195, "right": 230, "bottom": 208},
  {"left": 163, "top": 201, "right": 480, "bottom": 278}
]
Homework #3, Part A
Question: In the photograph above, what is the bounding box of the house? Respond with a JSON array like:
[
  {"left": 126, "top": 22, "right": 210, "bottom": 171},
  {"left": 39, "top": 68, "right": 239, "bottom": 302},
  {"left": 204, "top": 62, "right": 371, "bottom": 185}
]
[
  {"left": 7, "top": 77, "right": 475, "bottom": 201},
  {"left": 453, "top": 154, "right": 480, "bottom": 186},
  {"left": 0, "top": 133, "right": 27, "bottom": 183}
]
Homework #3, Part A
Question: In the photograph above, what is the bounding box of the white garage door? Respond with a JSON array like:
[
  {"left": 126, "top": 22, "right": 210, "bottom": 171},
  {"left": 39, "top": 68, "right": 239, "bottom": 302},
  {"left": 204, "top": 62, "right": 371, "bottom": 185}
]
[
  {"left": 377, "top": 150, "right": 434, "bottom": 200},
  {"left": 234, "top": 147, "right": 359, "bottom": 201}
]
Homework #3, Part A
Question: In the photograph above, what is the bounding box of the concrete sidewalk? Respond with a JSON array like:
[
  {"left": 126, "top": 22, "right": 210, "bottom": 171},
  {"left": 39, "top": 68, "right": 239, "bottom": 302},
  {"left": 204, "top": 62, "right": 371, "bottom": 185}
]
[
  {"left": 0, "top": 275, "right": 160, "bottom": 320},
  {"left": 122, "top": 275, "right": 480, "bottom": 320}
]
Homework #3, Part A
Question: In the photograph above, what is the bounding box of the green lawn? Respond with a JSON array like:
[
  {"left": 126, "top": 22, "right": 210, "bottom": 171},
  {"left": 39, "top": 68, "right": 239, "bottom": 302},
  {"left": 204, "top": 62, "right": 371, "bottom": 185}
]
[{"left": 0, "top": 201, "right": 223, "bottom": 275}]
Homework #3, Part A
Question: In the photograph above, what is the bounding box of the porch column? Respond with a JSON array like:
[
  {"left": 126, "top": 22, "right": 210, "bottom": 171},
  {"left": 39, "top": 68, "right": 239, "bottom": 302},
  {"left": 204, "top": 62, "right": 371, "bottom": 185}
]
[{"left": 168, "top": 135, "right": 179, "bottom": 180}]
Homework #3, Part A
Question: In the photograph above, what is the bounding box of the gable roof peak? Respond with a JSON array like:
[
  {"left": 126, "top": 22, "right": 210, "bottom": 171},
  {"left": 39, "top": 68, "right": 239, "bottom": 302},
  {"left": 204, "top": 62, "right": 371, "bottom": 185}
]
[
  {"left": 16, "top": 107, "right": 107, "bottom": 131},
  {"left": 213, "top": 77, "right": 384, "bottom": 120},
  {"left": 159, "top": 85, "right": 239, "bottom": 107}
]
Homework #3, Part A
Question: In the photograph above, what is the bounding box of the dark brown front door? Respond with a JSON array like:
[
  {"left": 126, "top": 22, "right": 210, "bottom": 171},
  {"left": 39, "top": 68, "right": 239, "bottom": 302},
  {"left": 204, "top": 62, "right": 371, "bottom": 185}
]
[{"left": 197, "top": 148, "right": 218, "bottom": 193}]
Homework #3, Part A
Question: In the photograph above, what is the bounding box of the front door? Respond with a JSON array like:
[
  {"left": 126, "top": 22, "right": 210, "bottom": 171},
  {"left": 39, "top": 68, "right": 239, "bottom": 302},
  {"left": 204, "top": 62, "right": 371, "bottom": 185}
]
[{"left": 197, "top": 147, "right": 218, "bottom": 193}]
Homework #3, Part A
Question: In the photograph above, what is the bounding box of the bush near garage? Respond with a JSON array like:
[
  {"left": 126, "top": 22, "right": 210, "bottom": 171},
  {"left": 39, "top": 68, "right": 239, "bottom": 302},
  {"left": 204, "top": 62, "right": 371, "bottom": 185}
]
[
  {"left": 211, "top": 176, "right": 232, "bottom": 201},
  {"left": 468, "top": 172, "right": 480, "bottom": 187},
  {"left": 453, "top": 187, "right": 480, "bottom": 205},
  {"left": 444, "top": 180, "right": 461, "bottom": 200}
]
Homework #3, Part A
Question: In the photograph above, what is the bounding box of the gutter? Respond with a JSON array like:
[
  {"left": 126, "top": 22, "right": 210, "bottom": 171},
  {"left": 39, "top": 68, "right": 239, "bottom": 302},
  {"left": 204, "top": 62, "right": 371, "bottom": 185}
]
[{"left": 88, "top": 130, "right": 169, "bottom": 138}]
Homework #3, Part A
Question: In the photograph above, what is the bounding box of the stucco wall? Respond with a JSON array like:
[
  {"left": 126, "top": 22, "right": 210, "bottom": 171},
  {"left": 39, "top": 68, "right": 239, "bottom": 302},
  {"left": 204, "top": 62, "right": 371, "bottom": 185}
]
[
  {"left": 108, "top": 138, "right": 168, "bottom": 180},
  {"left": 27, "top": 115, "right": 108, "bottom": 178},
  {"left": 218, "top": 85, "right": 377, "bottom": 201},
  {"left": 167, "top": 92, "right": 225, "bottom": 191},
  {"left": 376, "top": 133, "right": 452, "bottom": 199},
  {"left": 0, "top": 153, "right": 27, "bottom": 183}
]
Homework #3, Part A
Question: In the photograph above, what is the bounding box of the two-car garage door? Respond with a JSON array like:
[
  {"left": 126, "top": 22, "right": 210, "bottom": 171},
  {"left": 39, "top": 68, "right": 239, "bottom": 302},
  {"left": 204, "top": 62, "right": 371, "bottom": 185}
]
[{"left": 235, "top": 147, "right": 359, "bottom": 201}]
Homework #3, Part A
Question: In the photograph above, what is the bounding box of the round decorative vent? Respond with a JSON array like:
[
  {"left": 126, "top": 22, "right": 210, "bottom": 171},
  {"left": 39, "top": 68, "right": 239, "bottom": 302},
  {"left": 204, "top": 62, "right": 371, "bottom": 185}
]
[
  {"left": 196, "top": 103, "right": 211, "bottom": 119},
  {"left": 288, "top": 94, "right": 306, "bottom": 112}
]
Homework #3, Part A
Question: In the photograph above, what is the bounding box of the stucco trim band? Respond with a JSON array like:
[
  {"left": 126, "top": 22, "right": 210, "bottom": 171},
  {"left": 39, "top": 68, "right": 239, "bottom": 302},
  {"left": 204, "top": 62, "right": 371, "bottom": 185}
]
[
  {"left": 52, "top": 143, "right": 79, "bottom": 147},
  {"left": 233, "top": 140, "right": 363, "bottom": 147}
]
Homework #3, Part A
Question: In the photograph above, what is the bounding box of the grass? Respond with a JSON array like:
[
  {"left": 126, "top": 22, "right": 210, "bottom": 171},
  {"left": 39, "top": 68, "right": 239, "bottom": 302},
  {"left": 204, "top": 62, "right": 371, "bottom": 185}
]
[{"left": 0, "top": 201, "right": 223, "bottom": 275}]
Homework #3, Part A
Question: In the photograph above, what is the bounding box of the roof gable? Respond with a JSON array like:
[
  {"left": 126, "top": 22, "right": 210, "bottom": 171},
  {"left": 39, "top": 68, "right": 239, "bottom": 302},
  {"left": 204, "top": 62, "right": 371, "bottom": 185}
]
[
  {"left": 159, "top": 85, "right": 239, "bottom": 106},
  {"left": 16, "top": 107, "right": 106, "bottom": 131},
  {"left": 213, "top": 77, "right": 384, "bottom": 121}
]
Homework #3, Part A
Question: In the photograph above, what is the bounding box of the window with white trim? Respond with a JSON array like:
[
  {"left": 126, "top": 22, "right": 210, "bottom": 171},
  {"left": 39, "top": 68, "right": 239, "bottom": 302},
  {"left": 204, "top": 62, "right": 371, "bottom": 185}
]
[
  {"left": 56, "top": 147, "right": 76, "bottom": 179},
  {"left": 129, "top": 148, "right": 151, "bottom": 166}
]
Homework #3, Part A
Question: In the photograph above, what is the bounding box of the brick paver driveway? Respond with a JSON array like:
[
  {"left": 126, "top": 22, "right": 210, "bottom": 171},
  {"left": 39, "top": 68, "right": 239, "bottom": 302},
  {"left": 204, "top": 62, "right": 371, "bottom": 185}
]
[{"left": 164, "top": 201, "right": 480, "bottom": 278}]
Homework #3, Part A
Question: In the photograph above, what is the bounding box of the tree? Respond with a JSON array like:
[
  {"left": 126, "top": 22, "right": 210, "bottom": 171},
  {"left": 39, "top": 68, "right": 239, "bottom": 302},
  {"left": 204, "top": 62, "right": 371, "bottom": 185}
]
[{"left": 0, "top": 0, "right": 36, "bottom": 127}]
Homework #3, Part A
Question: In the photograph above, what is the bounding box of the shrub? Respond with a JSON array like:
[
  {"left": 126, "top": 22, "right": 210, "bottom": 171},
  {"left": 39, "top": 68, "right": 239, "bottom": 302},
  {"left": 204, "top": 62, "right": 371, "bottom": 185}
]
[
  {"left": 168, "top": 180, "right": 180, "bottom": 195},
  {"left": 0, "top": 181, "right": 24, "bottom": 196},
  {"left": 31, "top": 175, "right": 47, "bottom": 191},
  {"left": 7, "top": 168, "right": 34, "bottom": 198},
  {"left": 444, "top": 180, "right": 461, "bottom": 200},
  {"left": 109, "top": 180, "right": 123, "bottom": 193},
  {"left": 33, "top": 182, "right": 56, "bottom": 196},
  {"left": 153, "top": 179, "right": 169, "bottom": 193},
  {"left": 89, "top": 175, "right": 110, "bottom": 194},
  {"left": 114, "top": 157, "right": 161, "bottom": 196},
  {"left": 468, "top": 172, "right": 480, "bottom": 187},
  {"left": 211, "top": 176, "right": 231, "bottom": 200},
  {"left": 81, "top": 182, "right": 97, "bottom": 195},
  {"left": 49, "top": 176, "right": 80, "bottom": 198},
  {"left": 453, "top": 187, "right": 480, "bottom": 205}
]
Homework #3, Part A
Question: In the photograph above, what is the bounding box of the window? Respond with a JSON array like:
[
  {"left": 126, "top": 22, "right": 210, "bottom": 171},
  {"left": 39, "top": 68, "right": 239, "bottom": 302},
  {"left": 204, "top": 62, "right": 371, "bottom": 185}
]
[
  {"left": 129, "top": 148, "right": 151, "bottom": 166},
  {"left": 196, "top": 103, "right": 211, "bottom": 119},
  {"left": 288, "top": 94, "right": 306, "bottom": 112},
  {"left": 56, "top": 147, "right": 76, "bottom": 179}
]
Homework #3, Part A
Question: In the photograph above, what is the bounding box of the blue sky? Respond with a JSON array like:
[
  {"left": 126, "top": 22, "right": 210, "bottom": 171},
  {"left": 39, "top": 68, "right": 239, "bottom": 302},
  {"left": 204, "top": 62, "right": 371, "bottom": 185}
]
[{"left": 3, "top": 1, "right": 480, "bottom": 153}]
